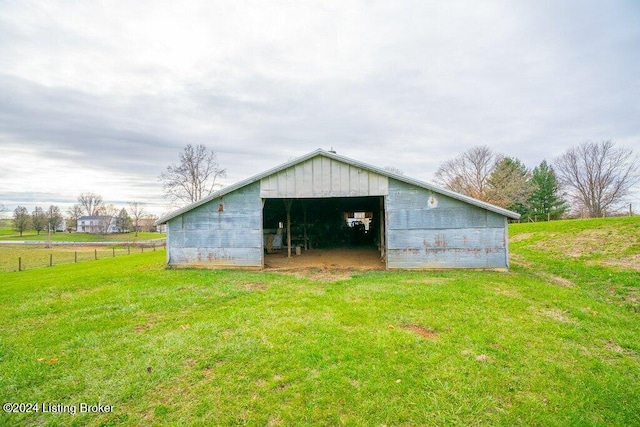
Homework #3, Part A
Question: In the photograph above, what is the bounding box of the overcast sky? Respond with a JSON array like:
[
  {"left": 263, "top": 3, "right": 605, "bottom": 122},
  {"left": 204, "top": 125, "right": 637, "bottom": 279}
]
[{"left": 1, "top": 0, "right": 639, "bottom": 217}]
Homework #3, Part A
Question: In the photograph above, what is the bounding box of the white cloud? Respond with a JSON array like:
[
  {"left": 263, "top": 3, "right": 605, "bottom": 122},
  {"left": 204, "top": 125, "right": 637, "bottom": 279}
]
[{"left": 1, "top": 0, "right": 639, "bottom": 214}]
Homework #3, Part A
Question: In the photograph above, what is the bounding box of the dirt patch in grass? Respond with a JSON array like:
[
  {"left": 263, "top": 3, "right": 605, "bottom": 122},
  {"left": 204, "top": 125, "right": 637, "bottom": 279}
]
[
  {"left": 134, "top": 324, "right": 152, "bottom": 332},
  {"left": 282, "top": 268, "right": 355, "bottom": 283},
  {"left": 598, "top": 254, "right": 640, "bottom": 271},
  {"left": 510, "top": 233, "right": 534, "bottom": 242},
  {"left": 538, "top": 308, "right": 575, "bottom": 324},
  {"left": 244, "top": 282, "right": 268, "bottom": 291},
  {"left": 508, "top": 253, "right": 534, "bottom": 269},
  {"left": 541, "top": 273, "right": 577, "bottom": 288},
  {"left": 402, "top": 324, "right": 439, "bottom": 340},
  {"left": 402, "top": 278, "right": 453, "bottom": 285}
]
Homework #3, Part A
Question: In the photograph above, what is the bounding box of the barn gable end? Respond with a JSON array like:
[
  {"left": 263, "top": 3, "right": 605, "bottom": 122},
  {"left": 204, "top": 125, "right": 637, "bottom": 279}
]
[
  {"left": 260, "top": 155, "right": 388, "bottom": 198},
  {"left": 158, "top": 149, "right": 519, "bottom": 270}
]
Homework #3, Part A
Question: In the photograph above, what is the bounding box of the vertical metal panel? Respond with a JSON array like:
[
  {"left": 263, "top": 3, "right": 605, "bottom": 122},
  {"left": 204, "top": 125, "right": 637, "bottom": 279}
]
[
  {"left": 340, "top": 164, "right": 350, "bottom": 195},
  {"left": 312, "top": 156, "right": 323, "bottom": 196},
  {"left": 302, "top": 160, "right": 313, "bottom": 197},
  {"left": 260, "top": 157, "right": 389, "bottom": 198},
  {"left": 386, "top": 178, "right": 509, "bottom": 269}
]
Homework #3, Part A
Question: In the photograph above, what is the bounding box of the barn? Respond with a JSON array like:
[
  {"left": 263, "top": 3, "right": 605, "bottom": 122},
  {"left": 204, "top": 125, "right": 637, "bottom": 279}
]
[{"left": 156, "top": 149, "right": 520, "bottom": 269}]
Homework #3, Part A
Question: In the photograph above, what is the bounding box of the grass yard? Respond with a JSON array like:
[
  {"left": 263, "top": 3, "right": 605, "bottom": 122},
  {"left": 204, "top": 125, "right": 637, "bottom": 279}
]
[
  {"left": 0, "top": 228, "right": 165, "bottom": 242},
  {"left": 0, "top": 218, "right": 639, "bottom": 425},
  {"left": 0, "top": 244, "right": 162, "bottom": 272}
]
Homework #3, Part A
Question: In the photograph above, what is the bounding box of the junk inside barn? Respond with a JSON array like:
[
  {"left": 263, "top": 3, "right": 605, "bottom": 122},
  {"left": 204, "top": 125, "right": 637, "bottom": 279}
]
[{"left": 156, "top": 149, "right": 520, "bottom": 269}]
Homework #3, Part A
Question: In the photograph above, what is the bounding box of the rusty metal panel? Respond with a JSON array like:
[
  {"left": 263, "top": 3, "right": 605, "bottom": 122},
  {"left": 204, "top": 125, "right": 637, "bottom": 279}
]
[
  {"left": 260, "top": 156, "right": 388, "bottom": 198},
  {"left": 386, "top": 178, "right": 509, "bottom": 269},
  {"left": 387, "top": 248, "right": 507, "bottom": 269},
  {"left": 169, "top": 247, "right": 262, "bottom": 267}
]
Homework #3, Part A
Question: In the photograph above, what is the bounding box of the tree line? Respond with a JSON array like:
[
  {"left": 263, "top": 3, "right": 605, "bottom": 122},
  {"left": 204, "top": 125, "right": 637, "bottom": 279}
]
[
  {"left": 434, "top": 140, "right": 639, "bottom": 220},
  {"left": 11, "top": 193, "right": 158, "bottom": 237}
]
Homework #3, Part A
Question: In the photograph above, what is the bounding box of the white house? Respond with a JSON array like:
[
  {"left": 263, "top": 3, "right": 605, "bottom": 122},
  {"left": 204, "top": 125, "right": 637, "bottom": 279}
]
[{"left": 77, "top": 215, "right": 118, "bottom": 234}]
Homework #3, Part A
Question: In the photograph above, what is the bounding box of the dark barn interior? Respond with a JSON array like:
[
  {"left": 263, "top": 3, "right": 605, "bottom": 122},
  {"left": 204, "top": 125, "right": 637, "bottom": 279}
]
[{"left": 262, "top": 196, "right": 384, "bottom": 252}]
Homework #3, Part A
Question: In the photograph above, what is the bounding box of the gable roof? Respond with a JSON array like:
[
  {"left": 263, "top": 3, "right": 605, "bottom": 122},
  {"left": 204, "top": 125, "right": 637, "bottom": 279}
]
[
  {"left": 78, "top": 215, "right": 114, "bottom": 221},
  {"left": 157, "top": 149, "right": 521, "bottom": 224}
]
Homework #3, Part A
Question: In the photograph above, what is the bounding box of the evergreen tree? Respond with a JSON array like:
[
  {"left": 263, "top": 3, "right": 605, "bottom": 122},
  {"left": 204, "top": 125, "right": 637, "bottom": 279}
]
[
  {"left": 486, "top": 157, "right": 532, "bottom": 214},
  {"left": 116, "top": 208, "right": 132, "bottom": 233},
  {"left": 526, "top": 160, "right": 568, "bottom": 221}
]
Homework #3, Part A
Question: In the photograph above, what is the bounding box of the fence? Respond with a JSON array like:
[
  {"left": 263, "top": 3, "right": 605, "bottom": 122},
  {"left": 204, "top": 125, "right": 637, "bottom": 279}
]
[{"left": 1, "top": 242, "right": 165, "bottom": 273}]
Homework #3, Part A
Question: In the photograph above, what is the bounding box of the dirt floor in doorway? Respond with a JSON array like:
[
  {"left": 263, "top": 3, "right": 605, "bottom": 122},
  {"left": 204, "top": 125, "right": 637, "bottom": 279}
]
[{"left": 264, "top": 247, "right": 385, "bottom": 270}]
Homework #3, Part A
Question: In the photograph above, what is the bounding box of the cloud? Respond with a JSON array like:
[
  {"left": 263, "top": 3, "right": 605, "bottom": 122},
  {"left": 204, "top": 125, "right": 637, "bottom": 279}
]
[{"left": 1, "top": 0, "right": 639, "bottom": 214}]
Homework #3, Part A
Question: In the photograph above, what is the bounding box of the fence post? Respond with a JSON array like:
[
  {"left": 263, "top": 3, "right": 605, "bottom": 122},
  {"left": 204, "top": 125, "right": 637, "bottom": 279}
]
[
  {"left": 128, "top": 246, "right": 130, "bottom": 255},
  {"left": 50, "top": 254, "right": 53, "bottom": 267},
  {"left": 75, "top": 251, "right": 77, "bottom": 263},
  {"left": 94, "top": 249, "right": 97, "bottom": 260},
  {"left": 113, "top": 247, "right": 115, "bottom": 257},
  {"left": 141, "top": 246, "right": 144, "bottom": 253},
  {"left": 18, "top": 257, "right": 22, "bottom": 272}
]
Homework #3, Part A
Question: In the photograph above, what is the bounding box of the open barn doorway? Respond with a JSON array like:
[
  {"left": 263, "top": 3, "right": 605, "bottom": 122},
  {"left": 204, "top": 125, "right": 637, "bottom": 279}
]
[{"left": 262, "top": 196, "right": 386, "bottom": 269}]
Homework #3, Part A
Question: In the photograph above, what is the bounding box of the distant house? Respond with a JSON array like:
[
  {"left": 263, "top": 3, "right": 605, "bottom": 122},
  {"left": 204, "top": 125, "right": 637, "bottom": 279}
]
[
  {"left": 55, "top": 218, "right": 67, "bottom": 233},
  {"left": 77, "top": 216, "right": 118, "bottom": 234}
]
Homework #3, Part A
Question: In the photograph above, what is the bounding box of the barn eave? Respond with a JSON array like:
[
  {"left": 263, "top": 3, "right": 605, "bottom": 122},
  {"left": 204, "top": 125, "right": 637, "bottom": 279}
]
[{"left": 156, "top": 148, "right": 520, "bottom": 225}]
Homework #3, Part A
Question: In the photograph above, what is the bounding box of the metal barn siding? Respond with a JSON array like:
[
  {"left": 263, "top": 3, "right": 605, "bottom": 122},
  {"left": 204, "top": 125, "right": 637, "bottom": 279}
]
[
  {"left": 166, "top": 181, "right": 263, "bottom": 268},
  {"left": 260, "top": 156, "right": 388, "bottom": 198},
  {"left": 386, "top": 179, "right": 509, "bottom": 269}
]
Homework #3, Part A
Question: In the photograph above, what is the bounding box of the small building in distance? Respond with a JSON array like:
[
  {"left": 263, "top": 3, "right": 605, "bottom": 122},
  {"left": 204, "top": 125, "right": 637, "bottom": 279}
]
[
  {"left": 157, "top": 149, "right": 520, "bottom": 269},
  {"left": 77, "top": 215, "right": 118, "bottom": 234}
]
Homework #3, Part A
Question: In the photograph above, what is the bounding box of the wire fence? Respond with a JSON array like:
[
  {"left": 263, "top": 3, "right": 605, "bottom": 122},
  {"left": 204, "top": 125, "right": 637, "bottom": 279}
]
[{"left": 1, "top": 243, "right": 166, "bottom": 273}]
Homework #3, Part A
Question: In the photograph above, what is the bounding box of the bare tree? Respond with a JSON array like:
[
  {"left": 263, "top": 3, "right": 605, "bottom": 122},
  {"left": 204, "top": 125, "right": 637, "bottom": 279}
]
[
  {"left": 31, "top": 206, "right": 47, "bottom": 235},
  {"left": 554, "top": 140, "right": 640, "bottom": 218},
  {"left": 46, "top": 205, "right": 63, "bottom": 232},
  {"left": 128, "top": 201, "right": 146, "bottom": 237},
  {"left": 434, "top": 145, "right": 503, "bottom": 201},
  {"left": 96, "top": 204, "right": 118, "bottom": 234},
  {"left": 78, "top": 192, "right": 103, "bottom": 216},
  {"left": 140, "top": 214, "right": 159, "bottom": 232},
  {"left": 159, "top": 144, "right": 227, "bottom": 206},
  {"left": 13, "top": 206, "right": 30, "bottom": 236},
  {"left": 67, "top": 204, "right": 84, "bottom": 232}
]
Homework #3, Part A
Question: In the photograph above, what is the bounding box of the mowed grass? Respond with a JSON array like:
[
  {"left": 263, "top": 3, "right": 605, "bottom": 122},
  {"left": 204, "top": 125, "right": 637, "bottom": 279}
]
[
  {"left": 0, "top": 244, "right": 161, "bottom": 272},
  {"left": 0, "top": 228, "right": 165, "bottom": 242},
  {"left": 1, "top": 218, "right": 639, "bottom": 426}
]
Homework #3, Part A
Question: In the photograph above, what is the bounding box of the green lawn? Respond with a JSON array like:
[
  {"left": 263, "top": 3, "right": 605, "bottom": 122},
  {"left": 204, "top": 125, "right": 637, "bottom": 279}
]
[
  {"left": 0, "top": 244, "right": 162, "bottom": 272},
  {"left": 0, "top": 218, "right": 639, "bottom": 425},
  {"left": 0, "top": 228, "right": 164, "bottom": 242}
]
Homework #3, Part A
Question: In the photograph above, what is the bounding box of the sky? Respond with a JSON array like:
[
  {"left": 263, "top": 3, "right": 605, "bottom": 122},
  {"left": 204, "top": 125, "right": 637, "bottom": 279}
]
[{"left": 1, "top": 0, "right": 639, "bottom": 217}]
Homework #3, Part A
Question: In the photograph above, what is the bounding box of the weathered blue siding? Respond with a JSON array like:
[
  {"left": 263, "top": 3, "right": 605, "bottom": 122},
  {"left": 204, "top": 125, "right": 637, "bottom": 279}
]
[
  {"left": 386, "top": 179, "right": 508, "bottom": 269},
  {"left": 166, "top": 181, "right": 263, "bottom": 268}
]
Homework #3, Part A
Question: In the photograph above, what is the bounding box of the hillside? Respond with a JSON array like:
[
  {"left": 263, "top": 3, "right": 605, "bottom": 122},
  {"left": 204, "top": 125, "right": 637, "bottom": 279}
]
[{"left": 510, "top": 216, "right": 639, "bottom": 312}]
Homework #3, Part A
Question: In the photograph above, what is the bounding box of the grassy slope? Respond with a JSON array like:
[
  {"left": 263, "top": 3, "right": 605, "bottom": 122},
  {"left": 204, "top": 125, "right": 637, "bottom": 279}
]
[{"left": 0, "top": 218, "right": 639, "bottom": 426}]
